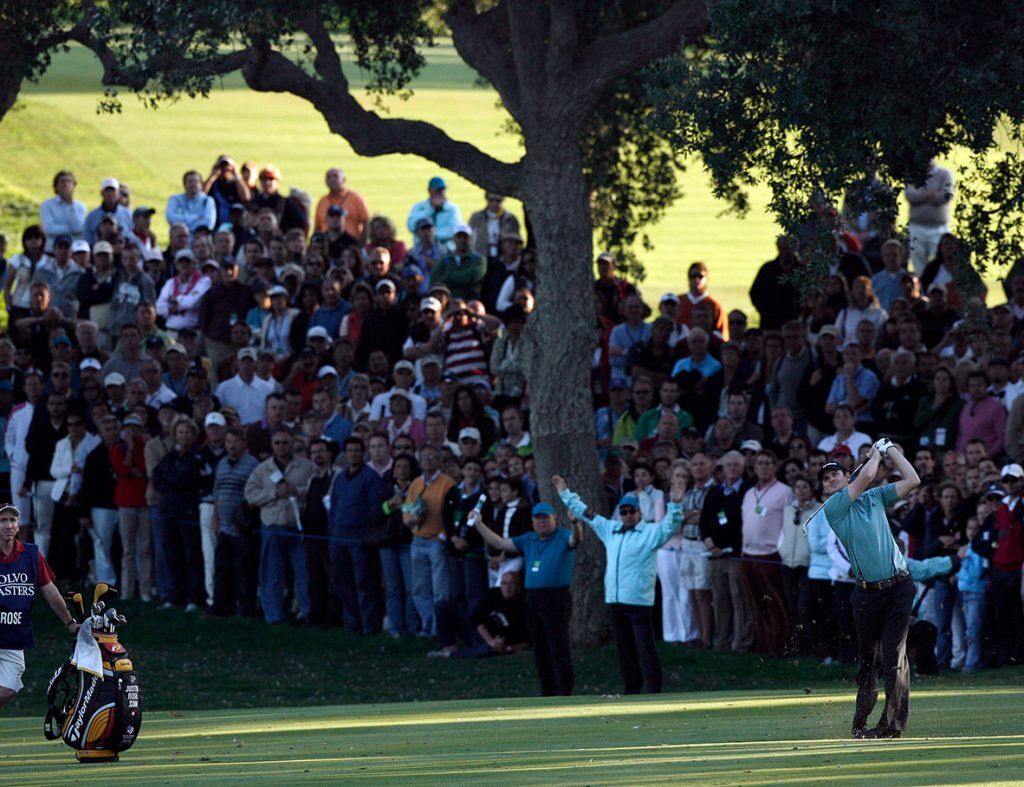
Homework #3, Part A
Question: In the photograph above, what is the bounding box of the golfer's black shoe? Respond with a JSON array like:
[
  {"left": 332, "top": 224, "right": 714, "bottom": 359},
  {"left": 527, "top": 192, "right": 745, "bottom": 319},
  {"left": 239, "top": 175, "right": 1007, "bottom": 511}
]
[
  {"left": 864, "top": 727, "right": 901, "bottom": 739},
  {"left": 852, "top": 728, "right": 869, "bottom": 739}
]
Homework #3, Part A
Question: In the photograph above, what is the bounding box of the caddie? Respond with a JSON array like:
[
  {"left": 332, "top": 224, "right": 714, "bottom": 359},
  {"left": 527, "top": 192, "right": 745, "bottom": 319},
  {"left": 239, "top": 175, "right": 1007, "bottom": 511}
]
[
  {"left": 819, "top": 437, "right": 919, "bottom": 739},
  {"left": 0, "top": 504, "right": 80, "bottom": 710}
]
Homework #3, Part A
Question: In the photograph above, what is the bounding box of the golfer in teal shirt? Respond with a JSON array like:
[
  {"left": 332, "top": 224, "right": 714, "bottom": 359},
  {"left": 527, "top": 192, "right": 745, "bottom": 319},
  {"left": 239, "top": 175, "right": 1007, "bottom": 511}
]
[{"left": 820, "top": 439, "right": 920, "bottom": 739}]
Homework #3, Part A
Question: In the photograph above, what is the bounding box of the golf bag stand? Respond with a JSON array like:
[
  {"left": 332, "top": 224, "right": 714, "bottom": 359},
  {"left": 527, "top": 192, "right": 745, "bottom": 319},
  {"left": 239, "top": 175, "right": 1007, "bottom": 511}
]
[{"left": 43, "top": 584, "right": 142, "bottom": 763}]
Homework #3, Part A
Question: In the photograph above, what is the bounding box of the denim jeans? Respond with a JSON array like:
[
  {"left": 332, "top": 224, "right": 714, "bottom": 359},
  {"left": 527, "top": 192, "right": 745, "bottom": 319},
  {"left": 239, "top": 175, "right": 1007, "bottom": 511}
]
[
  {"left": 447, "top": 553, "right": 488, "bottom": 620},
  {"left": 328, "top": 539, "right": 380, "bottom": 634},
  {"left": 89, "top": 508, "right": 119, "bottom": 585},
  {"left": 410, "top": 536, "right": 450, "bottom": 636},
  {"left": 259, "top": 527, "right": 310, "bottom": 624},
  {"left": 932, "top": 579, "right": 961, "bottom": 669},
  {"left": 379, "top": 544, "right": 418, "bottom": 635},
  {"left": 150, "top": 505, "right": 171, "bottom": 601},
  {"left": 961, "top": 590, "right": 986, "bottom": 672}
]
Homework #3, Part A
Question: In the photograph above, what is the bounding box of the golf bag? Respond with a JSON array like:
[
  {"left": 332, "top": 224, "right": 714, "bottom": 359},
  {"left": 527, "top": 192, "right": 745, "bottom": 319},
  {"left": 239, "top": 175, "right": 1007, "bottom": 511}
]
[{"left": 43, "top": 585, "right": 142, "bottom": 763}]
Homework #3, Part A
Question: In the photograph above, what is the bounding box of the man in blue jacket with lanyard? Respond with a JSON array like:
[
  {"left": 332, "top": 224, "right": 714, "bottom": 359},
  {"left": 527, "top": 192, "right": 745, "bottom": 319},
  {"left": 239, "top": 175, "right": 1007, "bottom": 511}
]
[
  {"left": 820, "top": 438, "right": 920, "bottom": 739},
  {"left": 555, "top": 474, "right": 685, "bottom": 694},
  {"left": 0, "top": 504, "right": 80, "bottom": 710}
]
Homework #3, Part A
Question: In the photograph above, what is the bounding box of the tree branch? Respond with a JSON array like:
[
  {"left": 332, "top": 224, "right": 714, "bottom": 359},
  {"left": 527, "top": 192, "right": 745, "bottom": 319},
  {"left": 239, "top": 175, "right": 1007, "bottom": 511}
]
[
  {"left": 571, "top": 0, "right": 708, "bottom": 112},
  {"left": 545, "top": 0, "right": 580, "bottom": 79},
  {"left": 237, "top": 41, "right": 522, "bottom": 197},
  {"left": 446, "top": 0, "right": 520, "bottom": 112}
]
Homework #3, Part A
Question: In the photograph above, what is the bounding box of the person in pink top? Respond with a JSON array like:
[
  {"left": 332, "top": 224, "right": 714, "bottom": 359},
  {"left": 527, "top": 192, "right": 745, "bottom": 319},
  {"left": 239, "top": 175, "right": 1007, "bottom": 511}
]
[
  {"left": 956, "top": 370, "right": 1007, "bottom": 457},
  {"left": 740, "top": 450, "right": 794, "bottom": 656}
]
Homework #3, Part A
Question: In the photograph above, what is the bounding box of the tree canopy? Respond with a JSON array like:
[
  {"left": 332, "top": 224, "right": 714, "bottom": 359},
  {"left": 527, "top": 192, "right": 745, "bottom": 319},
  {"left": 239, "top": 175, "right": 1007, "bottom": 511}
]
[{"left": 647, "top": 0, "right": 1024, "bottom": 297}]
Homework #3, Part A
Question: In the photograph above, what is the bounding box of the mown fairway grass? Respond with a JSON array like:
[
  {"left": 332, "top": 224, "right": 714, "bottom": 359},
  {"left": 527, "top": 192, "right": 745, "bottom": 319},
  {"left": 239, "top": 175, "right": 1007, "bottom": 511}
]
[
  {"left": 2, "top": 601, "right": 1023, "bottom": 783},
  {"left": 2, "top": 687, "right": 1022, "bottom": 784},
  {"left": 6, "top": 42, "right": 1002, "bottom": 318}
]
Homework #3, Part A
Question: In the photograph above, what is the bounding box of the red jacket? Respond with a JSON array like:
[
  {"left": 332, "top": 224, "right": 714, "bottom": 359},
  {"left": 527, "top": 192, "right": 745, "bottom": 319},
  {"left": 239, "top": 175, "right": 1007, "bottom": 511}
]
[
  {"left": 110, "top": 437, "right": 149, "bottom": 509},
  {"left": 990, "top": 504, "right": 1024, "bottom": 572}
]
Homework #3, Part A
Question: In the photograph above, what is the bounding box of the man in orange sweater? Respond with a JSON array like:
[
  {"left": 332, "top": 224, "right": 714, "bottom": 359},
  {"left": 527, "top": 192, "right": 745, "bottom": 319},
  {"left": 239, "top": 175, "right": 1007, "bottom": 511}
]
[{"left": 404, "top": 444, "right": 456, "bottom": 636}]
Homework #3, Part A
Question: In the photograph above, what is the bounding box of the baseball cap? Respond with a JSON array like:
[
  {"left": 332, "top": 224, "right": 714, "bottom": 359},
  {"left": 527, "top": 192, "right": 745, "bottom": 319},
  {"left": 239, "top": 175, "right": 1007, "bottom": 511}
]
[
  {"left": 267, "top": 285, "right": 288, "bottom": 298},
  {"left": 818, "top": 460, "right": 846, "bottom": 482},
  {"left": 375, "top": 279, "right": 396, "bottom": 293},
  {"left": 459, "top": 427, "right": 481, "bottom": 442},
  {"left": 985, "top": 482, "right": 1008, "bottom": 499},
  {"left": 71, "top": 240, "right": 90, "bottom": 254},
  {"left": 818, "top": 325, "right": 839, "bottom": 338},
  {"left": 306, "top": 326, "right": 330, "bottom": 341},
  {"left": 420, "top": 297, "right": 441, "bottom": 313},
  {"left": 618, "top": 494, "right": 640, "bottom": 511},
  {"left": 204, "top": 412, "right": 227, "bottom": 428},
  {"left": 317, "top": 366, "right": 338, "bottom": 379},
  {"left": 660, "top": 292, "right": 680, "bottom": 304},
  {"left": 596, "top": 251, "right": 615, "bottom": 264},
  {"left": 402, "top": 263, "right": 424, "bottom": 279},
  {"left": 394, "top": 360, "right": 416, "bottom": 373},
  {"left": 166, "top": 343, "right": 187, "bottom": 356},
  {"left": 620, "top": 439, "right": 639, "bottom": 450},
  {"left": 414, "top": 217, "right": 434, "bottom": 231},
  {"left": 259, "top": 164, "right": 281, "bottom": 181},
  {"left": 51, "top": 335, "right": 72, "bottom": 347},
  {"left": 201, "top": 259, "right": 220, "bottom": 270},
  {"left": 453, "top": 223, "right": 472, "bottom": 237},
  {"left": 0, "top": 504, "right": 21, "bottom": 518},
  {"left": 100, "top": 177, "right": 120, "bottom": 191},
  {"left": 532, "top": 502, "right": 555, "bottom": 518},
  {"left": 103, "top": 373, "right": 126, "bottom": 387},
  {"left": 237, "top": 348, "right": 258, "bottom": 361},
  {"left": 389, "top": 388, "right": 412, "bottom": 403},
  {"left": 174, "top": 248, "right": 196, "bottom": 262},
  {"left": 92, "top": 241, "right": 114, "bottom": 256},
  {"left": 830, "top": 444, "right": 853, "bottom": 457},
  {"left": 1000, "top": 463, "right": 1024, "bottom": 480},
  {"left": 145, "top": 335, "right": 166, "bottom": 348},
  {"left": 499, "top": 230, "right": 524, "bottom": 244},
  {"left": 123, "top": 415, "right": 144, "bottom": 428},
  {"left": 53, "top": 234, "right": 72, "bottom": 247},
  {"left": 79, "top": 358, "right": 102, "bottom": 371},
  {"left": 421, "top": 355, "right": 443, "bottom": 367},
  {"left": 739, "top": 439, "right": 762, "bottom": 453},
  {"left": 132, "top": 206, "right": 156, "bottom": 219},
  {"left": 230, "top": 202, "right": 246, "bottom": 212},
  {"left": 428, "top": 176, "right": 447, "bottom": 190},
  {"left": 608, "top": 378, "right": 628, "bottom": 391}
]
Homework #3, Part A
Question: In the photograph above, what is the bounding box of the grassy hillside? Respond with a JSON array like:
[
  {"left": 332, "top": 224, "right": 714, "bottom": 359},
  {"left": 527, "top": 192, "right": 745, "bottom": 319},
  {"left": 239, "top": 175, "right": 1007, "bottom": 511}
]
[{"left": 1, "top": 42, "right": 1004, "bottom": 315}]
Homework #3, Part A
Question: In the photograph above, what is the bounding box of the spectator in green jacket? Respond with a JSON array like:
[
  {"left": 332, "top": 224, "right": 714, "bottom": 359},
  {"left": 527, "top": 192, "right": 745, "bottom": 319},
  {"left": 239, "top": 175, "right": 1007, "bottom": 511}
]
[{"left": 429, "top": 224, "right": 486, "bottom": 301}]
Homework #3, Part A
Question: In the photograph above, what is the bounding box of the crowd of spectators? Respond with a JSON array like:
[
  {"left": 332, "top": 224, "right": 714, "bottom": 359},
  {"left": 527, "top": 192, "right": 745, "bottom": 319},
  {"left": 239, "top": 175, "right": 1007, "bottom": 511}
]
[{"left": 1, "top": 156, "right": 1021, "bottom": 691}]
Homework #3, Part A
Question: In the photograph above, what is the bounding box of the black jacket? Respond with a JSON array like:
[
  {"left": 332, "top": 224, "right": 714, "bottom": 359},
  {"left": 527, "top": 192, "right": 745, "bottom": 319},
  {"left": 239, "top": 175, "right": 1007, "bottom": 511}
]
[
  {"left": 81, "top": 443, "right": 117, "bottom": 509},
  {"left": 153, "top": 447, "right": 205, "bottom": 519},
  {"left": 699, "top": 480, "right": 752, "bottom": 553}
]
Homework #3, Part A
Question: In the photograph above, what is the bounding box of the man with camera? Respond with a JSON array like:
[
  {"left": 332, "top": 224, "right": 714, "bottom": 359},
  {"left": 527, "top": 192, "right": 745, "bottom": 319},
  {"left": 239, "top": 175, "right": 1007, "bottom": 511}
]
[{"left": 819, "top": 437, "right": 920, "bottom": 739}]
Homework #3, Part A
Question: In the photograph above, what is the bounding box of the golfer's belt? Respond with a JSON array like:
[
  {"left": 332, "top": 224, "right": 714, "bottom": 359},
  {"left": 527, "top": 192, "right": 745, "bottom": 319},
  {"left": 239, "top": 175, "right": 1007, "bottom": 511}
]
[{"left": 855, "top": 568, "right": 910, "bottom": 591}]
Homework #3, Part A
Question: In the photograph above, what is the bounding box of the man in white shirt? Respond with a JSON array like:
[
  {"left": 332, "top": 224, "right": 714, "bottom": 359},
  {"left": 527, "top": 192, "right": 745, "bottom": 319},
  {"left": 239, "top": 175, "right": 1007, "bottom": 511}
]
[
  {"left": 904, "top": 159, "right": 954, "bottom": 273},
  {"left": 369, "top": 360, "right": 428, "bottom": 421},
  {"left": 215, "top": 348, "right": 275, "bottom": 425},
  {"left": 156, "top": 248, "right": 212, "bottom": 331},
  {"left": 817, "top": 404, "right": 872, "bottom": 457},
  {"left": 4, "top": 372, "right": 43, "bottom": 529},
  {"left": 39, "top": 170, "right": 85, "bottom": 252},
  {"left": 166, "top": 170, "right": 217, "bottom": 234}
]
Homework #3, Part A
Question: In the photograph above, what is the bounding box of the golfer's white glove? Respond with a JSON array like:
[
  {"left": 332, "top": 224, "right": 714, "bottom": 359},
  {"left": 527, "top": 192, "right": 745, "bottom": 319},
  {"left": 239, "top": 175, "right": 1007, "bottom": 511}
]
[{"left": 872, "top": 438, "right": 893, "bottom": 457}]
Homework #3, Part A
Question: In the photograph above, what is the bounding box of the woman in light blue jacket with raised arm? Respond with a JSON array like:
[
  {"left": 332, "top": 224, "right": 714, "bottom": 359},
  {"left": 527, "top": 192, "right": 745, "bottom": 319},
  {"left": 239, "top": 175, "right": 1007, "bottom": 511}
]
[
  {"left": 553, "top": 472, "right": 685, "bottom": 695},
  {"left": 805, "top": 493, "right": 835, "bottom": 661}
]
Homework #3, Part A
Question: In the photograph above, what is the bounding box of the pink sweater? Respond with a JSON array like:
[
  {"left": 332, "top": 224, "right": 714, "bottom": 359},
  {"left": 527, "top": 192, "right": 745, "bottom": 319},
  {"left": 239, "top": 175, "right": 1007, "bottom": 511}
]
[
  {"left": 741, "top": 481, "right": 794, "bottom": 556},
  {"left": 957, "top": 396, "right": 1007, "bottom": 456}
]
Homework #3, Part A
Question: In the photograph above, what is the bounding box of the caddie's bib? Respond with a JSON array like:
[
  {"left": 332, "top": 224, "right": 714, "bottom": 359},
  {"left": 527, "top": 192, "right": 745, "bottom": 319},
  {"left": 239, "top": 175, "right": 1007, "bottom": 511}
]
[{"left": 0, "top": 542, "right": 38, "bottom": 650}]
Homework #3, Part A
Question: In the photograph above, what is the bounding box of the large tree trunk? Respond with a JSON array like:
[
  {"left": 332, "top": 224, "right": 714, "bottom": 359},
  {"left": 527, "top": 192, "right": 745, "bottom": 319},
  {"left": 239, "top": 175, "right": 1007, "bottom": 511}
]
[{"left": 521, "top": 138, "right": 608, "bottom": 647}]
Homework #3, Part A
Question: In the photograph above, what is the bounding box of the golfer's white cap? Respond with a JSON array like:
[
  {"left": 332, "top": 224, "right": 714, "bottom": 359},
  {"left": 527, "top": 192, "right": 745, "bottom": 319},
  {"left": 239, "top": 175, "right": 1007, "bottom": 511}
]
[
  {"left": 1000, "top": 463, "right": 1024, "bottom": 480},
  {"left": 0, "top": 504, "right": 21, "bottom": 518}
]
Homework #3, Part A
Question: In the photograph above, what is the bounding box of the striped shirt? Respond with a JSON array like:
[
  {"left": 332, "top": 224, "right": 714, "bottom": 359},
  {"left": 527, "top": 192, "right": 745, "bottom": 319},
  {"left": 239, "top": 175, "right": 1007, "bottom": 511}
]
[
  {"left": 444, "top": 324, "right": 488, "bottom": 378},
  {"left": 213, "top": 452, "right": 259, "bottom": 536}
]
